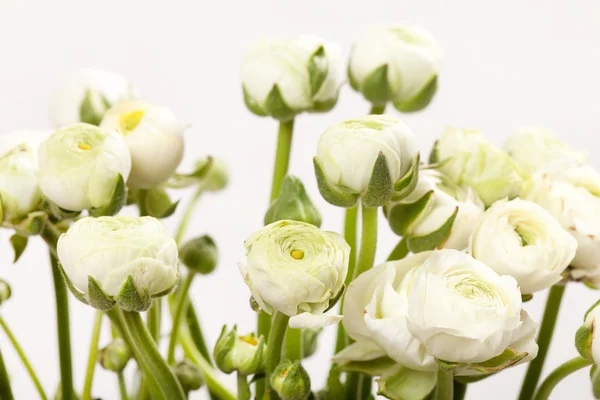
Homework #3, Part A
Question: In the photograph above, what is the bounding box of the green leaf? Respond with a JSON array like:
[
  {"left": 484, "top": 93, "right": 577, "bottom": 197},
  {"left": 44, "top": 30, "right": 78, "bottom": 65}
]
[
  {"left": 264, "top": 84, "right": 296, "bottom": 121},
  {"left": 89, "top": 174, "right": 127, "bottom": 217},
  {"left": 335, "top": 356, "right": 398, "bottom": 376},
  {"left": 9, "top": 234, "right": 27, "bottom": 263},
  {"left": 140, "top": 187, "right": 180, "bottom": 219},
  {"left": 168, "top": 157, "right": 214, "bottom": 189},
  {"left": 386, "top": 191, "right": 433, "bottom": 236},
  {"left": 242, "top": 85, "right": 267, "bottom": 117},
  {"left": 376, "top": 366, "right": 437, "bottom": 400},
  {"left": 313, "top": 157, "right": 359, "bottom": 208},
  {"left": 393, "top": 153, "right": 420, "bottom": 200},
  {"left": 361, "top": 64, "right": 392, "bottom": 106},
  {"left": 87, "top": 276, "right": 116, "bottom": 310},
  {"left": 363, "top": 152, "right": 394, "bottom": 208},
  {"left": 117, "top": 275, "right": 151, "bottom": 312},
  {"left": 308, "top": 46, "right": 328, "bottom": 96},
  {"left": 393, "top": 76, "right": 438, "bottom": 113},
  {"left": 407, "top": 207, "right": 458, "bottom": 253}
]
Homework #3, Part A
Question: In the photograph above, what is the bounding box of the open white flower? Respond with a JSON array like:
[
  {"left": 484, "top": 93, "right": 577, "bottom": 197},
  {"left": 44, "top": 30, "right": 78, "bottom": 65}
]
[
  {"left": 239, "top": 220, "right": 349, "bottom": 328},
  {"left": 38, "top": 123, "right": 131, "bottom": 211},
  {"left": 432, "top": 127, "right": 524, "bottom": 206},
  {"left": 57, "top": 216, "right": 178, "bottom": 310},
  {"left": 505, "top": 126, "right": 587, "bottom": 174},
  {"left": 241, "top": 36, "right": 343, "bottom": 120},
  {"left": 385, "top": 169, "right": 484, "bottom": 252},
  {"left": 469, "top": 198, "right": 576, "bottom": 294},
  {"left": 348, "top": 25, "right": 442, "bottom": 111},
  {"left": 406, "top": 250, "right": 537, "bottom": 364},
  {"left": 51, "top": 68, "right": 138, "bottom": 127},
  {"left": 100, "top": 101, "right": 186, "bottom": 188}
]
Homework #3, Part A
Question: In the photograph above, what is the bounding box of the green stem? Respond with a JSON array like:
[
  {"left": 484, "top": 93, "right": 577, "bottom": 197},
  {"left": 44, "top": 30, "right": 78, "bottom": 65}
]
[
  {"left": 118, "top": 373, "right": 129, "bottom": 400},
  {"left": 180, "top": 329, "right": 235, "bottom": 400},
  {"left": 435, "top": 368, "right": 454, "bottom": 400},
  {"left": 354, "top": 204, "right": 379, "bottom": 279},
  {"left": 82, "top": 311, "right": 103, "bottom": 400},
  {"left": 370, "top": 104, "right": 386, "bottom": 115},
  {"left": 49, "top": 251, "right": 74, "bottom": 400},
  {"left": 185, "top": 302, "right": 213, "bottom": 366},
  {"left": 148, "top": 299, "right": 161, "bottom": 342},
  {"left": 453, "top": 381, "right": 467, "bottom": 400},
  {"left": 345, "top": 373, "right": 360, "bottom": 400},
  {"left": 237, "top": 373, "right": 251, "bottom": 400},
  {"left": 534, "top": 356, "right": 592, "bottom": 400},
  {"left": 270, "top": 119, "right": 295, "bottom": 201},
  {"left": 167, "top": 272, "right": 195, "bottom": 364},
  {"left": 387, "top": 238, "right": 409, "bottom": 261},
  {"left": 266, "top": 312, "right": 291, "bottom": 389},
  {"left": 0, "top": 316, "right": 47, "bottom": 399},
  {"left": 284, "top": 327, "right": 303, "bottom": 361},
  {"left": 343, "top": 205, "right": 358, "bottom": 285},
  {"left": 174, "top": 184, "right": 205, "bottom": 246},
  {"left": 0, "top": 343, "right": 14, "bottom": 400},
  {"left": 518, "top": 284, "right": 566, "bottom": 400}
]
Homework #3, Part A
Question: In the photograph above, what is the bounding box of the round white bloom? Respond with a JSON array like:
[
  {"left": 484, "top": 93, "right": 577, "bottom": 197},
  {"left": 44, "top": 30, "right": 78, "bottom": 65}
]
[
  {"left": 406, "top": 250, "right": 536, "bottom": 364},
  {"left": 348, "top": 25, "right": 442, "bottom": 110},
  {"left": 51, "top": 68, "right": 138, "bottom": 127},
  {"left": 241, "top": 36, "right": 343, "bottom": 119},
  {"left": 57, "top": 216, "right": 178, "bottom": 298},
  {"left": 505, "top": 126, "right": 587, "bottom": 174},
  {"left": 434, "top": 127, "right": 524, "bottom": 206},
  {"left": 239, "top": 220, "right": 349, "bottom": 328},
  {"left": 100, "top": 101, "right": 185, "bottom": 188},
  {"left": 316, "top": 115, "right": 418, "bottom": 194},
  {"left": 469, "top": 199, "right": 576, "bottom": 294},
  {"left": 38, "top": 123, "right": 131, "bottom": 211}
]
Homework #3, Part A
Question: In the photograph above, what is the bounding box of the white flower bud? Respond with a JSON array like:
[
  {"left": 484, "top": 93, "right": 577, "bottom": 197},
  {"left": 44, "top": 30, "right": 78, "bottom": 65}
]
[
  {"left": 57, "top": 216, "right": 178, "bottom": 310},
  {"left": 241, "top": 36, "right": 343, "bottom": 120},
  {"left": 432, "top": 127, "right": 524, "bottom": 206},
  {"left": 239, "top": 220, "right": 349, "bottom": 328},
  {"left": 348, "top": 25, "right": 442, "bottom": 111},
  {"left": 100, "top": 101, "right": 185, "bottom": 189},
  {"left": 469, "top": 199, "right": 576, "bottom": 294},
  {"left": 38, "top": 124, "right": 131, "bottom": 211},
  {"left": 505, "top": 126, "right": 587, "bottom": 174},
  {"left": 51, "top": 68, "right": 138, "bottom": 127},
  {"left": 576, "top": 302, "right": 600, "bottom": 364}
]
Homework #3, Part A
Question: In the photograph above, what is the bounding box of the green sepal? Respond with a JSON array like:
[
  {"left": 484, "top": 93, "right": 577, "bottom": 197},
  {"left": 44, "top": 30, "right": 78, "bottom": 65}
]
[
  {"left": 361, "top": 64, "right": 392, "bottom": 107},
  {"left": 347, "top": 62, "right": 360, "bottom": 92},
  {"left": 522, "top": 294, "right": 533, "bottom": 302},
  {"left": 376, "top": 366, "right": 437, "bottom": 400},
  {"left": 57, "top": 262, "right": 90, "bottom": 305},
  {"left": 6, "top": 211, "right": 48, "bottom": 237},
  {"left": 393, "top": 76, "right": 438, "bottom": 113},
  {"left": 264, "top": 84, "right": 297, "bottom": 121},
  {"left": 335, "top": 356, "right": 397, "bottom": 376},
  {"left": 428, "top": 141, "right": 439, "bottom": 164},
  {"left": 138, "top": 187, "right": 179, "bottom": 219},
  {"left": 386, "top": 191, "right": 434, "bottom": 236},
  {"left": 362, "top": 152, "right": 394, "bottom": 208},
  {"left": 89, "top": 174, "right": 127, "bottom": 217},
  {"left": 214, "top": 325, "right": 237, "bottom": 374},
  {"left": 392, "top": 154, "right": 420, "bottom": 201},
  {"left": 48, "top": 201, "right": 81, "bottom": 220},
  {"left": 311, "top": 98, "right": 337, "bottom": 113},
  {"left": 591, "top": 364, "right": 600, "bottom": 399},
  {"left": 168, "top": 156, "right": 214, "bottom": 189},
  {"left": 438, "top": 347, "right": 528, "bottom": 375},
  {"left": 80, "top": 89, "right": 111, "bottom": 126},
  {"left": 324, "top": 285, "right": 345, "bottom": 313},
  {"left": 87, "top": 276, "right": 117, "bottom": 310},
  {"left": 9, "top": 234, "right": 28, "bottom": 263},
  {"left": 265, "top": 175, "right": 322, "bottom": 227},
  {"left": 242, "top": 85, "right": 267, "bottom": 117},
  {"left": 117, "top": 275, "right": 151, "bottom": 312},
  {"left": 0, "top": 195, "right": 4, "bottom": 222},
  {"left": 584, "top": 299, "right": 600, "bottom": 321},
  {"left": 576, "top": 324, "right": 594, "bottom": 361},
  {"left": 313, "top": 157, "right": 359, "bottom": 208},
  {"left": 407, "top": 207, "right": 458, "bottom": 253},
  {"left": 308, "top": 46, "right": 328, "bottom": 97}
]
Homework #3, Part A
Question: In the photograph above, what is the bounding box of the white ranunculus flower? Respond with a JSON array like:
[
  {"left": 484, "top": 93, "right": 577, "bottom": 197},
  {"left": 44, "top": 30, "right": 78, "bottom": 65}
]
[
  {"left": 38, "top": 123, "right": 131, "bottom": 211},
  {"left": 239, "top": 220, "right": 349, "bottom": 328},
  {"left": 51, "top": 68, "right": 138, "bottom": 127},
  {"left": 524, "top": 160, "right": 600, "bottom": 287},
  {"left": 385, "top": 169, "right": 484, "bottom": 251},
  {"left": 469, "top": 198, "right": 576, "bottom": 294},
  {"left": 433, "top": 127, "right": 524, "bottom": 206},
  {"left": 348, "top": 25, "right": 442, "bottom": 112},
  {"left": 504, "top": 126, "right": 587, "bottom": 174},
  {"left": 241, "top": 36, "right": 343, "bottom": 120},
  {"left": 315, "top": 115, "right": 418, "bottom": 206},
  {"left": 100, "top": 101, "right": 186, "bottom": 189},
  {"left": 406, "top": 250, "right": 537, "bottom": 364},
  {"left": 57, "top": 216, "right": 178, "bottom": 309}
]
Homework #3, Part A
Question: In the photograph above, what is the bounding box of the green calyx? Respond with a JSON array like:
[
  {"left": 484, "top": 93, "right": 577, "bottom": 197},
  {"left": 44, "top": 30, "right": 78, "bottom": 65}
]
[
  {"left": 213, "top": 325, "right": 266, "bottom": 376},
  {"left": 376, "top": 365, "right": 437, "bottom": 400},
  {"left": 313, "top": 157, "right": 359, "bottom": 208},
  {"left": 270, "top": 360, "right": 311, "bottom": 400},
  {"left": 265, "top": 175, "right": 322, "bottom": 227},
  {"left": 357, "top": 64, "right": 392, "bottom": 107},
  {"left": 437, "top": 347, "right": 528, "bottom": 375},
  {"left": 179, "top": 234, "right": 219, "bottom": 275},
  {"left": 137, "top": 187, "right": 180, "bottom": 219},
  {"left": 362, "top": 152, "right": 394, "bottom": 208},
  {"left": 385, "top": 190, "right": 434, "bottom": 237},
  {"left": 80, "top": 88, "right": 112, "bottom": 126},
  {"left": 243, "top": 83, "right": 299, "bottom": 121},
  {"left": 89, "top": 174, "right": 127, "bottom": 217},
  {"left": 393, "top": 76, "right": 439, "bottom": 113}
]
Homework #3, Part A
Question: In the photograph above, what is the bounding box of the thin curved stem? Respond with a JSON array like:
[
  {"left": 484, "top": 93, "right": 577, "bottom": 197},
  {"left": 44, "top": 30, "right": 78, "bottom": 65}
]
[
  {"left": 118, "top": 373, "right": 129, "bottom": 400},
  {"left": 387, "top": 238, "right": 409, "bottom": 261},
  {"left": 266, "top": 312, "right": 291, "bottom": 391},
  {"left": 82, "top": 311, "right": 103, "bottom": 400},
  {"left": 518, "top": 284, "right": 566, "bottom": 400},
  {"left": 167, "top": 272, "right": 195, "bottom": 364},
  {"left": 370, "top": 104, "right": 386, "bottom": 115},
  {"left": 174, "top": 184, "right": 205, "bottom": 246},
  {"left": 354, "top": 204, "right": 379, "bottom": 279},
  {"left": 185, "top": 302, "right": 212, "bottom": 366},
  {"left": 0, "top": 316, "right": 47, "bottom": 400},
  {"left": 534, "top": 357, "right": 592, "bottom": 400},
  {"left": 435, "top": 368, "right": 454, "bottom": 400},
  {"left": 0, "top": 344, "right": 14, "bottom": 400},
  {"left": 343, "top": 205, "right": 358, "bottom": 286},
  {"left": 270, "top": 119, "right": 295, "bottom": 201}
]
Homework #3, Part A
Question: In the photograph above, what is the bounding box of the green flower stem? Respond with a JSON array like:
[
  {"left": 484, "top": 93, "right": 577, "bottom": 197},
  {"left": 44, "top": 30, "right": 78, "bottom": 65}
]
[
  {"left": 387, "top": 238, "right": 409, "bottom": 261},
  {"left": 0, "top": 343, "right": 14, "bottom": 400},
  {"left": 0, "top": 316, "right": 47, "bottom": 400},
  {"left": 284, "top": 327, "right": 303, "bottom": 361},
  {"left": 343, "top": 205, "right": 358, "bottom": 285},
  {"left": 82, "top": 311, "right": 104, "bottom": 400},
  {"left": 118, "top": 372, "right": 129, "bottom": 400},
  {"left": 167, "top": 272, "right": 195, "bottom": 364},
  {"left": 180, "top": 328, "right": 235, "bottom": 400},
  {"left": 435, "top": 368, "right": 454, "bottom": 400},
  {"left": 370, "top": 104, "right": 386, "bottom": 115},
  {"left": 453, "top": 381, "right": 467, "bottom": 400},
  {"left": 354, "top": 204, "right": 379, "bottom": 279},
  {"left": 270, "top": 119, "right": 295, "bottom": 201},
  {"left": 518, "top": 284, "right": 566, "bottom": 400},
  {"left": 108, "top": 308, "right": 186, "bottom": 400},
  {"left": 174, "top": 183, "right": 206, "bottom": 246},
  {"left": 237, "top": 373, "right": 251, "bottom": 400},
  {"left": 533, "top": 356, "right": 591, "bottom": 400},
  {"left": 148, "top": 299, "right": 162, "bottom": 342},
  {"left": 266, "top": 312, "right": 291, "bottom": 391},
  {"left": 185, "top": 302, "right": 213, "bottom": 366}
]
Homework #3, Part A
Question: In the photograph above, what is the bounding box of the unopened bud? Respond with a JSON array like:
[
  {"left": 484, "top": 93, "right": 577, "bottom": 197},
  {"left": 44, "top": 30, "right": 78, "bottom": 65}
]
[
  {"left": 0, "top": 280, "right": 12, "bottom": 307},
  {"left": 173, "top": 359, "right": 204, "bottom": 394},
  {"left": 179, "top": 235, "right": 218, "bottom": 275},
  {"left": 98, "top": 338, "right": 132, "bottom": 372},
  {"left": 265, "top": 176, "right": 321, "bottom": 227},
  {"left": 214, "top": 325, "right": 266, "bottom": 375},
  {"left": 270, "top": 360, "right": 311, "bottom": 400}
]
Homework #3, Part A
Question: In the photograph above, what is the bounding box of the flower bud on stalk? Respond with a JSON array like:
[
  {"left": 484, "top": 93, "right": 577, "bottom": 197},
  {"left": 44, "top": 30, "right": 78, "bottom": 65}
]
[
  {"left": 213, "top": 325, "right": 266, "bottom": 375},
  {"left": 173, "top": 360, "right": 204, "bottom": 394},
  {"left": 265, "top": 175, "right": 321, "bottom": 227},
  {"left": 0, "top": 280, "right": 11, "bottom": 307},
  {"left": 98, "top": 338, "right": 131, "bottom": 373},
  {"left": 179, "top": 235, "right": 218, "bottom": 275},
  {"left": 270, "top": 360, "right": 311, "bottom": 400}
]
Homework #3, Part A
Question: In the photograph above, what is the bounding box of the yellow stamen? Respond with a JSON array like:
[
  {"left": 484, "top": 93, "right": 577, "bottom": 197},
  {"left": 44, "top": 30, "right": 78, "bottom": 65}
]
[
  {"left": 239, "top": 334, "right": 258, "bottom": 346},
  {"left": 119, "top": 110, "right": 145, "bottom": 133},
  {"left": 291, "top": 250, "right": 304, "bottom": 260},
  {"left": 78, "top": 143, "right": 92, "bottom": 150}
]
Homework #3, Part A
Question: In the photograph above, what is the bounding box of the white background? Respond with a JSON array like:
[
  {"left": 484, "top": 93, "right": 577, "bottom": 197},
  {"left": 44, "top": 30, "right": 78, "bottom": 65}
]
[{"left": 1, "top": 0, "right": 600, "bottom": 399}]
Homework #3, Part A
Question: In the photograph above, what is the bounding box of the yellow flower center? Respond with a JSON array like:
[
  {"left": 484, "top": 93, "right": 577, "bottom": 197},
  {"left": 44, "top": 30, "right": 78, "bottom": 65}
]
[
  {"left": 119, "top": 110, "right": 145, "bottom": 134},
  {"left": 78, "top": 143, "right": 92, "bottom": 150},
  {"left": 290, "top": 250, "right": 304, "bottom": 260},
  {"left": 239, "top": 334, "right": 258, "bottom": 346}
]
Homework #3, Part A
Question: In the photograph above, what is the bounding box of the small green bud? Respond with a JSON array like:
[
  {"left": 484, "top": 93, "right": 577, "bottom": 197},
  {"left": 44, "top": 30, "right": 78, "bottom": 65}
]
[
  {"left": 98, "top": 338, "right": 132, "bottom": 372},
  {"left": 577, "top": 300, "right": 600, "bottom": 363},
  {"left": 0, "top": 280, "right": 12, "bottom": 307},
  {"left": 214, "top": 325, "right": 266, "bottom": 375},
  {"left": 265, "top": 176, "right": 322, "bottom": 227},
  {"left": 173, "top": 359, "right": 204, "bottom": 394},
  {"left": 204, "top": 160, "right": 229, "bottom": 192},
  {"left": 270, "top": 360, "right": 311, "bottom": 400},
  {"left": 179, "top": 235, "right": 218, "bottom": 274},
  {"left": 302, "top": 328, "right": 322, "bottom": 359}
]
